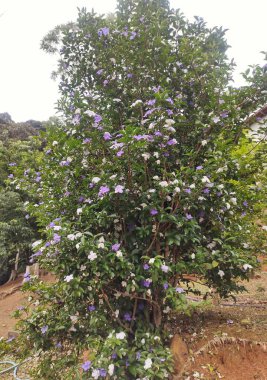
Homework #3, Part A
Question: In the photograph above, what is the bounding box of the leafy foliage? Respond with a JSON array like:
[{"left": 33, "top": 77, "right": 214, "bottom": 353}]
[{"left": 13, "top": 1, "right": 267, "bottom": 378}]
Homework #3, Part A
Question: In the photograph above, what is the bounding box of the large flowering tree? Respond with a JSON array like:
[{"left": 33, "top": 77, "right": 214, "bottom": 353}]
[{"left": 14, "top": 1, "right": 267, "bottom": 379}]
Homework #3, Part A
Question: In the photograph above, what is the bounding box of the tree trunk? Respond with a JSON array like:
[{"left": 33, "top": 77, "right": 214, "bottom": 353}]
[{"left": 7, "top": 249, "right": 20, "bottom": 283}]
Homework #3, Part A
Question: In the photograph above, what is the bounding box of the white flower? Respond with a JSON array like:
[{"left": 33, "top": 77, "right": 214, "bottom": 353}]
[
  {"left": 64, "top": 274, "right": 74, "bottom": 282},
  {"left": 148, "top": 258, "right": 155, "bottom": 264},
  {"left": 52, "top": 141, "right": 58, "bottom": 146},
  {"left": 80, "top": 265, "right": 86, "bottom": 271},
  {"left": 174, "top": 187, "right": 181, "bottom": 194},
  {"left": 77, "top": 208, "right": 83, "bottom": 215},
  {"left": 92, "top": 369, "right": 100, "bottom": 379},
  {"left": 53, "top": 226, "right": 62, "bottom": 231},
  {"left": 142, "top": 153, "right": 150, "bottom": 161},
  {"left": 262, "top": 225, "right": 267, "bottom": 231},
  {"left": 230, "top": 197, "right": 237, "bottom": 205},
  {"left": 153, "top": 152, "right": 159, "bottom": 158},
  {"left": 144, "top": 358, "right": 153, "bottom": 370},
  {"left": 32, "top": 240, "right": 42, "bottom": 248},
  {"left": 243, "top": 264, "right": 253, "bottom": 271},
  {"left": 131, "top": 99, "right": 143, "bottom": 107},
  {"left": 201, "top": 140, "right": 208, "bottom": 146},
  {"left": 191, "top": 253, "right": 195, "bottom": 260},
  {"left": 84, "top": 110, "right": 96, "bottom": 117},
  {"left": 115, "top": 309, "right": 120, "bottom": 318},
  {"left": 116, "top": 250, "right": 123, "bottom": 257},
  {"left": 121, "top": 281, "right": 127, "bottom": 287},
  {"left": 201, "top": 176, "right": 210, "bottom": 183},
  {"left": 108, "top": 364, "right": 115, "bottom": 376},
  {"left": 165, "top": 119, "right": 175, "bottom": 125},
  {"left": 88, "top": 251, "right": 97, "bottom": 261},
  {"left": 190, "top": 183, "right": 196, "bottom": 189},
  {"left": 226, "top": 203, "right": 231, "bottom": 210},
  {"left": 218, "top": 270, "right": 225, "bottom": 278},
  {"left": 159, "top": 181, "right": 168, "bottom": 187},
  {"left": 91, "top": 177, "right": 101, "bottom": 183},
  {"left": 153, "top": 176, "right": 159, "bottom": 180},
  {"left": 116, "top": 331, "right": 126, "bottom": 340},
  {"left": 141, "top": 338, "right": 145, "bottom": 344},
  {"left": 67, "top": 234, "right": 76, "bottom": 241}
]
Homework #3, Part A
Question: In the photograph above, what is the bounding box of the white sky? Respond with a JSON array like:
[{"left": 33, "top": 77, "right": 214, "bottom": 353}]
[{"left": 0, "top": 0, "right": 266, "bottom": 122}]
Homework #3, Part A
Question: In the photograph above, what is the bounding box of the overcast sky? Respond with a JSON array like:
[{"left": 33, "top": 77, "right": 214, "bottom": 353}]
[{"left": 0, "top": 0, "right": 266, "bottom": 122}]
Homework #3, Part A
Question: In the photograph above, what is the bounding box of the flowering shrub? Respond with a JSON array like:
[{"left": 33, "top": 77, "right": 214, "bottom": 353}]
[{"left": 13, "top": 0, "right": 267, "bottom": 378}]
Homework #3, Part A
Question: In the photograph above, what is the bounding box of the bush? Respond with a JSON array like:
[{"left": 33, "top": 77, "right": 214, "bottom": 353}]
[{"left": 13, "top": 1, "right": 267, "bottom": 378}]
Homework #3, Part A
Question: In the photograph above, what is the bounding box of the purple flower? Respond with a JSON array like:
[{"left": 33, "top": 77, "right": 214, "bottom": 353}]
[
  {"left": 150, "top": 209, "right": 158, "bottom": 216},
  {"left": 96, "top": 69, "right": 104, "bottom": 75},
  {"left": 98, "top": 27, "right": 109, "bottom": 37},
  {"left": 166, "top": 97, "right": 174, "bottom": 104},
  {"left": 142, "top": 279, "right": 152, "bottom": 288},
  {"left": 220, "top": 111, "right": 228, "bottom": 118},
  {"left": 147, "top": 99, "right": 156, "bottom": 106},
  {"left": 152, "top": 86, "right": 161, "bottom": 93},
  {"left": 185, "top": 213, "right": 193, "bottom": 220},
  {"left": 94, "top": 114, "right": 102, "bottom": 123},
  {"left": 83, "top": 138, "right": 91, "bottom": 144},
  {"left": 72, "top": 114, "right": 81, "bottom": 125},
  {"left": 41, "top": 325, "right": 48, "bottom": 334},
  {"left": 99, "top": 368, "right": 107, "bottom": 377},
  {"left": 166, "top": 109, "right": 173, "bottom": 116},
  {"left": 103, "top": 79, "right": 109, "bottom": 86},
  {"left": 176, "top": 287, "right": 184, "bottom": 294},
  {"left": 103, "top": 132, "right": 111, "bottom": 140},
  {"left": 8, "top": 174, "right": 14, "bottom": 178},
  {"left": 154, "top": 131, "right": 162, "bottom": 137},
  {"left": 23, "top": 273, "right": 30, "bottom": 282},
  {"left": 127, "top": 73, "right": 133, "bottom": 78},
  {"left": 196, "top": 165, "right": 203, "bottom": 170},
  {"left": 112, "top": 243, "right": 121, "bottom": 252},
  {"left": 88, "top": 305, "right": 96, "bottom": 312},
  {"left": 111, "top": 352, "right": 117, "bottom": 359},
  {"left": 167, "top": 138, "right": 177, "bottom": 146},
  {"left": 82, "top": 361, "right": 91, "bottom": 371},
  {"left": 35, "top": 176, "right": 41, "bottom": 182},
  {"left": 136, "top": 352, "right": 141, "bottom": 360},
  {"left": 161, "top": 265, "right": 169, "bottom": 273},
  {"left": 130, "top": 31, "right": 137, "bottom": 40},
  {"left": 184, "top": 188, "right": 191, "bottom": 194},
  {"left": 203, "top": 188, "right": 210, "bottom": 194},
  {"left": 98, "top": 186, "right": 110, "bottom": 197},
  {"left": 115, "top": 185, "right": 124, "bottom": 194},
  {"left": 124, "top": 312, "right": 132, "bottom": 321},
  {"left": 227, "top": 319, "right": 234, "bottom": 325},
  {"left": 243, "top": 201, "right": 248, "bottom": 207},
  {"left": 117, "top": 150, "right": 124, "bottom": 157},
  {"left": 143, "top": 263, "right": 150, "bottom": 270},
  {"left": 53, "top": 233, "right": 61, "bottom": 244},
  {"left": 9, "top": 162, "right": 17, "bottom": 166},
  {"left": 163, "top": 283, "right": 169, "bottom": 290}
]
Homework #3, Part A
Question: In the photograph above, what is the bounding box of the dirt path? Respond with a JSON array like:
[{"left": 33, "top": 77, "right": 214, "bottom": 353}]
[{"left": 0, "top": 277, "right": 26, "bottom": 338}]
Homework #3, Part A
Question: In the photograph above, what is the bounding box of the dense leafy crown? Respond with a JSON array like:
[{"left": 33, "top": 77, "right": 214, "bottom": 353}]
[{"left": 12, "top": 1, "right": 266, "bottom": 379}]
